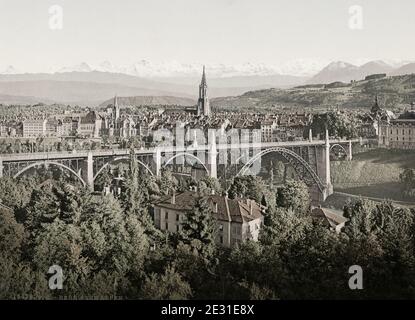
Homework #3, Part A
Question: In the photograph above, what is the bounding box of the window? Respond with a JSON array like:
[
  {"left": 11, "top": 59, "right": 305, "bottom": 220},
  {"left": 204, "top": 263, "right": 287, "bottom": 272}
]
[
  {"left": 219, "top": 224, "right": 223, "bottom": 232},
  {"left": 176, "top": 224, "right": 179, "bottom": 232},
  {"left": 176, "top": 213, "right": 179, "bottom": 221},
  {"left": 220, "top": 236, "right": 223, "bottom": 244},
  {"left": 165, "top": 211, "right": 168, "bottom": 220},
  {"left": 165, "top": 222, "right": 168, "bottom": 230}
]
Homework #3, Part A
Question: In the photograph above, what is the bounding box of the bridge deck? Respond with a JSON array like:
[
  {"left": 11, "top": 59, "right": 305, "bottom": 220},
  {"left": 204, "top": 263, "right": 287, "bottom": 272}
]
[{"left": 0, "top": 139, "right": 362, "bottom": 162}]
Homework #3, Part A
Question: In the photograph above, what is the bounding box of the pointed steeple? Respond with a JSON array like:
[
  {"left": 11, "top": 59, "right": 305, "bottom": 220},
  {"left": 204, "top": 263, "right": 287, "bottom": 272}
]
[
  {"left": 113, "top": 94, "right": 120, "bottom": 121},
  {"left": 201, "top": 65, "right": 206, "bottom": 85},
  {"left": 371, "top": 94, "right": 382, "bottom": 115},
  {"left": 197, "top": 66, "right": 210, "bottom": 116},
  {"left": 114, "top": 94, "right": 118, "bottom": 108}
]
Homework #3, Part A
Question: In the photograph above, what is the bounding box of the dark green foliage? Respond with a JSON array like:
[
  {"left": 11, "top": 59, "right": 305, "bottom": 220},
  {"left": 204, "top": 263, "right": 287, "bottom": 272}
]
[
  {"left": 310, "top": 111, "right": 358, "bottom": 139},
  {"left": 3, "top": 161, "right": 415, "bottom": 299},
  {"left": 276, "top": 179, "right": 310, "bottom": 214},
  {"left": 400, "top": 168, "right": 415, "bottom": 197},
  {"left": 179, "top": 197, "right": 217, "bottom": 263},
  {"left": 228, "top": 175, "right": 267, "bottom": 203},
  {"left": 139, "top": 266, "right": 192, "bottom": 300}
]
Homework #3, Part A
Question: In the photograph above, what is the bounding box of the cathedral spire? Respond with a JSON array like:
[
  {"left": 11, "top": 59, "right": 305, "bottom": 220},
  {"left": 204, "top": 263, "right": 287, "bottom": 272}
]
[
  {"left": 197, "top": 66, "right": 210, "bottom": 116},
  {"left": 114, "top": 94, "right": 118, "bottom": 108},
  {"left": 201, "top": 65, "right": 206, "bottom": 85},
  {"left": 113, "top": 94, "right": 120, "bottom": 121}
]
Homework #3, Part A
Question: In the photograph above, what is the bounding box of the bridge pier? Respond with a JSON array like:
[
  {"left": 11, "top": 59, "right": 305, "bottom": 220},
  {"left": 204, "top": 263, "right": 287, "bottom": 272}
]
[
  {"left": 313, "top": 129, "right": 333, "bottom": 202},
  {"left": 81, "top": 152, "right": 94, "bottom": 190},
  {"left": 207, "top": 132, "right": 218, "bottom": 179},
  {"left": 155, "top": 148, "right": 162, "bottom": 177},
  {"left": 348, "top": 140, "right": 353, "bottom": 161},
  {"left": 324, "top": 130, "right": 333, "bottom": 200}
]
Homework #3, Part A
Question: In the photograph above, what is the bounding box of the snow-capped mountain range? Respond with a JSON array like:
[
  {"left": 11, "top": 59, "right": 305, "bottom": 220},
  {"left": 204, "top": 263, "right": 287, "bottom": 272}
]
[
  {"left": 54, "top": 60, "right": 328, "bottom": 78},
  {"left": 1, "top": 59, "right": 413, "bottom": 79}
]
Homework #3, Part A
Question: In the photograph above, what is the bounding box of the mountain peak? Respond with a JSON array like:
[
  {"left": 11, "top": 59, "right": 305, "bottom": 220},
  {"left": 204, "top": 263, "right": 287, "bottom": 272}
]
[
  {"left": 326, "top": 61, "right": 357, "bottom": 71},
  {"left": 58, "top": 62, "right": 92, "bottom": 73},
  {"left": 1, "top": 65, "right": 19, "bottom": 74}
]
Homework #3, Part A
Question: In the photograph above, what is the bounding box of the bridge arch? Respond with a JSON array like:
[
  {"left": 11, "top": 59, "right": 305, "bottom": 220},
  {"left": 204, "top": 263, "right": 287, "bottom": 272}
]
[
  {"left": 13, "top": 161, "right": 86, "bottom": 186},
  {"left": 163, "top": 152, "right": 209, "bottom": 174},
  {"left": 329, "top": 143, "right": 347, "bottom": 155},
  {"left": 93, "top": 156, "right": 154, "bottom": 181},
  {"left": 237, "top": 147, "right": 325, "bottom": 192}
]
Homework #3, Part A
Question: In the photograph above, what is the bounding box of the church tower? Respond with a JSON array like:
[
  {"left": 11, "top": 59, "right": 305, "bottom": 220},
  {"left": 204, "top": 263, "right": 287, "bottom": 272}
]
[
  {"left": 197, "top": 66, "right": 210, "bottom": 116},
  {"left": 113, "top": 95, "right": 120, "bottom": 121}
]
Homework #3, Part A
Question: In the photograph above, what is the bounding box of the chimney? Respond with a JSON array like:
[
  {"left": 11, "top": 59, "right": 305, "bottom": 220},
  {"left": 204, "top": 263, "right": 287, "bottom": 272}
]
[{"left": 171, "top": 191, "right": 176, "bottom": 204}]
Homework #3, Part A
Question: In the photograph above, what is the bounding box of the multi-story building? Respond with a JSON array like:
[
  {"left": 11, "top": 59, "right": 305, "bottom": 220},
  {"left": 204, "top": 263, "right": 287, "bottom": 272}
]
[
  {"left": 260, "top": 120, "right": 276, "bottom": 142},
  {"left": 0, "top": 124, "right": 7, "bottom": 137},
  {"left": 77, "top": 111, "right": 102, "bottom": 138},
  {"left": 57, "top": 117, "right": 74, "bottom": 136},
  {"left": 153, "top": 191, "right": 264, "bottom": 248},
  {"left": 22, "top": 118, "right": 47, "bottom": 137},
  {"left": 379, "top": 104, "right": 415, "bottom": 149},
  {"left": 46, "top": 118, "right": 59, "bottom": 136}
]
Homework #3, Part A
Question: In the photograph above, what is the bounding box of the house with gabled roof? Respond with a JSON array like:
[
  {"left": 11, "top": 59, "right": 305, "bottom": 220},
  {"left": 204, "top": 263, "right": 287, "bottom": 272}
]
[{"left": 153, "top": 190, "right": 264, "bottom": 247}]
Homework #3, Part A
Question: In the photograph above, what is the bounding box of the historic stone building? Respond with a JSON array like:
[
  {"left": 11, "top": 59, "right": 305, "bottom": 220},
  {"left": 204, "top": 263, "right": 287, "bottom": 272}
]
[
  {"left": 379, "top": 103, "right": 415, "bottom": 149},
  {"left": 153, "top": 191, "right": 264, "bottom": 248}
]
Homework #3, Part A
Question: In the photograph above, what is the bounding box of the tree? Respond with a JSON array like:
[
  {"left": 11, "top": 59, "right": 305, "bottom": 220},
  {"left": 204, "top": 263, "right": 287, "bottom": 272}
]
[
  {"left": 276, "top": 179, "right": 310, "bottom": 214},
  {"left": 139, "top": 266, "right": 192, "bottom": 300},
  {"left": 33, "top": 219, "right": 89, "bottom": 276},
  {"left": 158, "top": 168, "right": 178, "bottom": 196},
  {"left": 271, "top": 160, "right": 285, "bottom": 184},
  {"left": 0, "top": 177, "right": 32, "bottom": 210},
  {"left": 0, "top": 205, "right": 25, "bottom": 260},
  {"left": 198, "top": 176, "right": 222, "bottom": 196},
  {"left": 0, "top": 257, "right": 51, "bottom": 300},
  {"left": 94, "top": 167, "right": 113, "bottom": 191},
  {"left": 400, "top": 168, "right": 415, "bottom": 197},
  {"left": 119, "top": 154, "right": 156, "bottom": 237},
  {"left": 310, "top": 112, "right": 358, "bottom": 139},
  {"left": 228, "top": 176, "right": 267, "bottom": 203},
  {"left": 179, "top": 196, "right": 217, "bottom": 262},
  {"left": 23, "top": 183, "right": 61, "bottom": 230},
  {"left": 81, "top": 194, "right": 149, "bottom": 275}
]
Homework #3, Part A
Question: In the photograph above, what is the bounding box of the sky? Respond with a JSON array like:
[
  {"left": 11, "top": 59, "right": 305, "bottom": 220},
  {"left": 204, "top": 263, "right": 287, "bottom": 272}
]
[{"left": 0, "top": 0, "right": 414, "bottom": 72}]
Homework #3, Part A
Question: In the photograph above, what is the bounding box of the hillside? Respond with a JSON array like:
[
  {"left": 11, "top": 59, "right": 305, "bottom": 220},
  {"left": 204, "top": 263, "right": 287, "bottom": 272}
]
[
  {"left": 0, "top": 71, "right": 307, "bottom": 106},
  {"left": 100, "top": 96, "right": 196, "bottom": 107},
  {"left": 0, "top": 94, "right": 56, "bottom": 105},
  {"left": 0, "top": 79, "right": 185, "bottom": 106},
  {"left": 308, "top": 61, "right": 394, "bottom": 84},
  {"left": 212, "top": 74, "right": 415, "bottom": 110}
]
